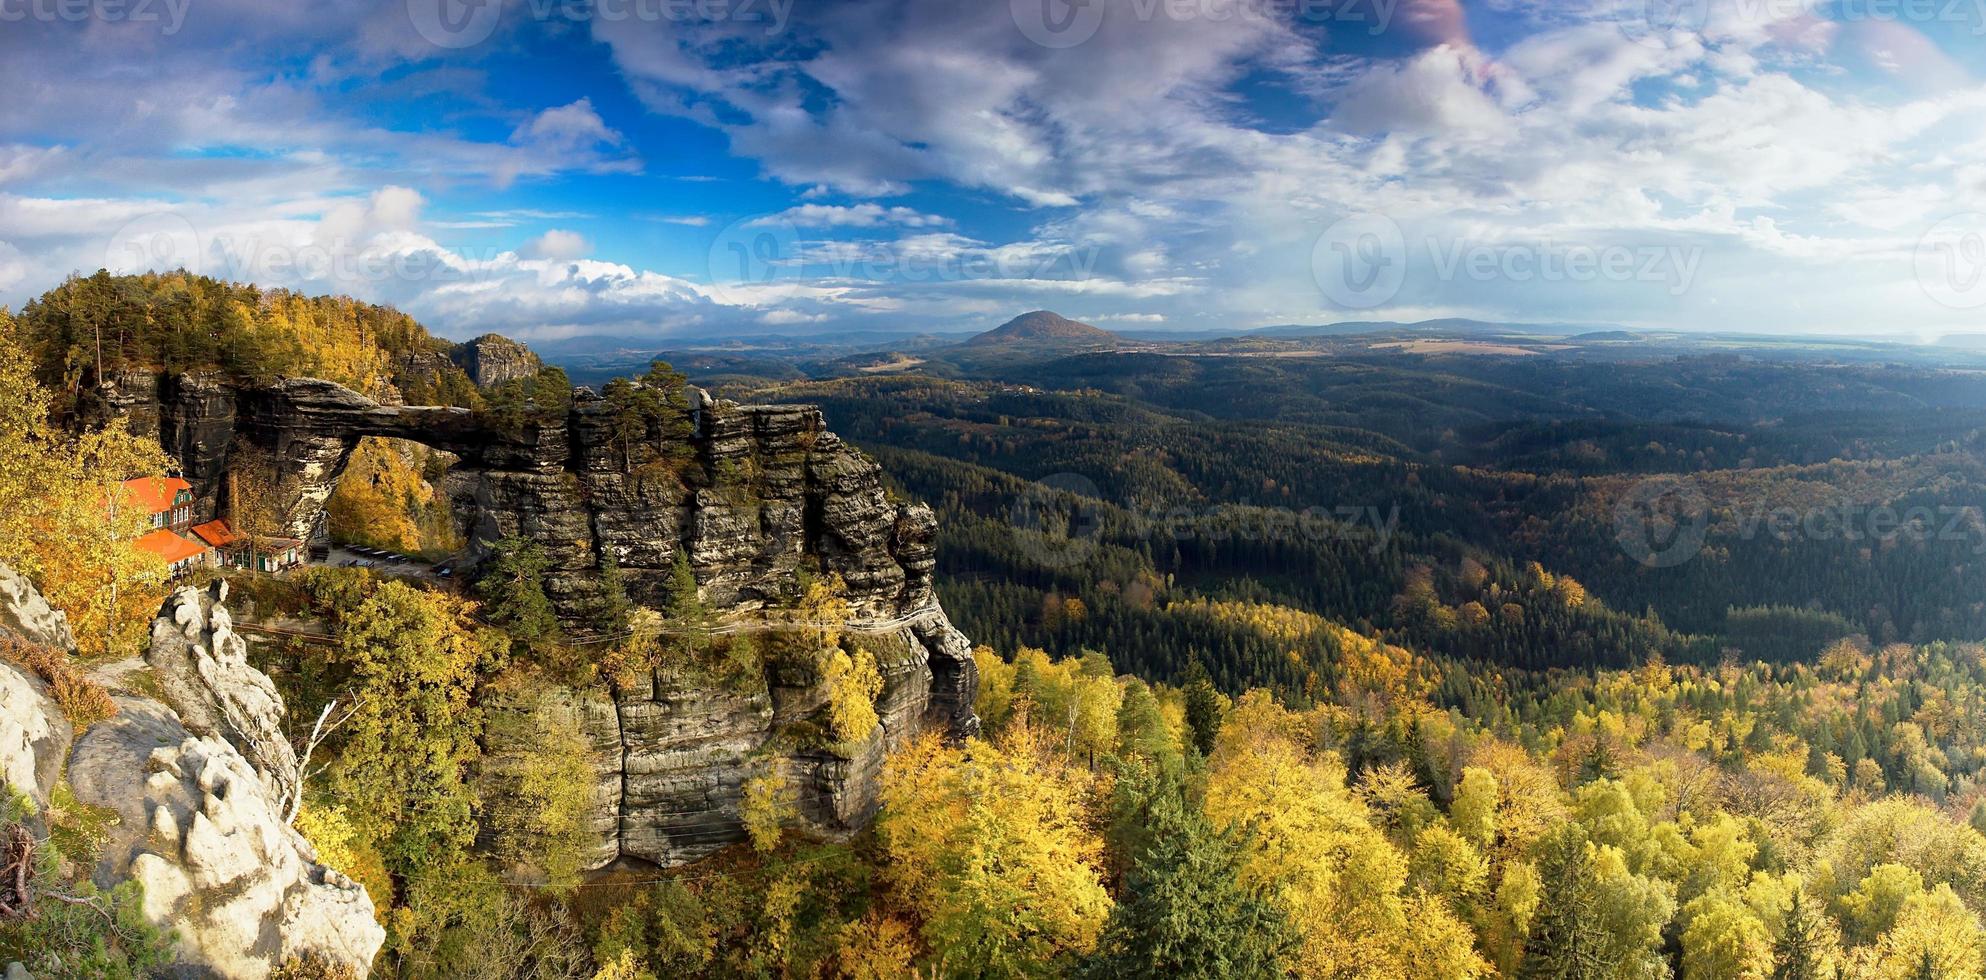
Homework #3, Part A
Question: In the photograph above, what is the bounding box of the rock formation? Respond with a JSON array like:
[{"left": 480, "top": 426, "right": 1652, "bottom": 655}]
[
  {"left": 146, "top": 580, "right": 302, "bottom": 807},
  {"left": 448, "top": 333, "right": 541, "bottom": 387},
  {"left": 99, "top": 359, "right": 980, "bottom": 877},
  {"left": 102, "top": 371, "right": 979, "bottom": 737},
  {"left": 0, "top": 663, "right": 68, "bottom": 814},
  {"left": 0, "top": 563, "right": 385, "bottom": 979},
  {"left": 0, "top": 565, "right": 76, "bottom": 811},
  {"left": 68, "top": 700, "right": 384, "bottom": 979},
  {"left": 0, "top": 562, "right": 77, "bottom": 653}
]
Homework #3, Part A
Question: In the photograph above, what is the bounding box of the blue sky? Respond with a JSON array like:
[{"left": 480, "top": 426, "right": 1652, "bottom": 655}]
[{"left": 6, "top": 0, "right": 1986, "bottom": 342}]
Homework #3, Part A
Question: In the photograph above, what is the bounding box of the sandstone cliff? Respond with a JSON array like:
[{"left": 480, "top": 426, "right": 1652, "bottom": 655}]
[
  {"left": 99, "top": 370, "right": 978, "bottom": 738},
  {"left": 447, "top": 333, "right": 541, "bottom": 387},
  {"left": 98, "top": 365, "right": 980, "bottom": 875}
]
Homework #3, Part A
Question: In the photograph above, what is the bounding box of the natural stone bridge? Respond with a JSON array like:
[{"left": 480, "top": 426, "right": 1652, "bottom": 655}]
[
  {"left": 110, "top": 368, "right": 982, "bottom": 872},
  {"left": 114, "top": 369, "right": 978, "bottom": 732}
]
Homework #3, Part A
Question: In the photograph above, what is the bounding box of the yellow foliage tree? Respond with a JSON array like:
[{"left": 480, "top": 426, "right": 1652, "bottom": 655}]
[
  {"left": 824, "top": 646, "right": 884, "bottom": 747},
  {"left": 1202, "top": 691, "right": 1488, "bottom": 979},
  {"left": 877, "top": 723, "right": 1112, "bottom": 976},
  {"left": 0, "top": 313, "right": 172, "bottom": 658}
]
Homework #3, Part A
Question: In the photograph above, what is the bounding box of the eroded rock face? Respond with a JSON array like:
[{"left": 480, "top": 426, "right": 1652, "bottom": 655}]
[
  {"left": 146, "top": 581, "right": 301, "bottom": 806},
  {"left": 448, "top": 333, "right": 541, "bottom": 387},
  {"left": 106, "top": 365, "right": 982, "bottom": 873},
  {"left": 0, "top": 562, "right": 76, "bottom": 653},
  {"left": 69, "top": 700, "right": 384, "bottom": 979},
  {"left": 0, "top": 662, "right": 68, "bottom": 811},
  {"left": 0, "top": 563, "right": 75, "bottom": 810},
  {"left": 478, "top": 607, "right": 975, "bottom": 875}
]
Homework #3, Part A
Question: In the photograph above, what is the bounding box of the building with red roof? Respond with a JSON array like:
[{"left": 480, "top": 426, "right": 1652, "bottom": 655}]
[
  {"left": 134, "top": 527, "right": 208, "bottom": 576},
  {"left": 190, "top": 518, "right": 303, "bottom": 573},
  {"left": 120, "top": 477, "right": 206, "bottom": 575},
  {"left": 121, "top": 476, "right": 196, "bottom": 532}
]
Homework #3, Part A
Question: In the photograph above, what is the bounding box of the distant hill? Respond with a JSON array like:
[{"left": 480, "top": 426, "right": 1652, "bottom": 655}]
[
  {"left": 1252, "top": 318, "right": 1623, "bottom": 339},
  {"left": 1938, "top": 334, "right": 1986, "bottom": 350},
  {"left": 965, "top": 311, "right": 1117, "bottom": 347}
]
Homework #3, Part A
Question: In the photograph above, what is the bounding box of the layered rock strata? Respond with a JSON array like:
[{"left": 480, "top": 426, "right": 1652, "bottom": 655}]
[{"left": 100, "top": 372, "right": 979, "bottom": 741}]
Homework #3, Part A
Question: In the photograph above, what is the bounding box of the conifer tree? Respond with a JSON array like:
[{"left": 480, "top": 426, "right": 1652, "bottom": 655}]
[
  {"left": 1772, "top": 889, "right": 1838, "bottom": 980},
  {"left": 1519, "top": 825, "right": 1606, "bottom": 980},
  {"left": 1083, "top": 771, "right": 1291, "bottom": 979},
  {"left": 1182, "top": 659, "right": 1222, "bottom": 758},
  {"left": 476, "top": 535, "right": 561, "bottom": 654}
]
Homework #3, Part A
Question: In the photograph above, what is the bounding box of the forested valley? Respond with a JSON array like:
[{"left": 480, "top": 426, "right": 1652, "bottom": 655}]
[{"left": 4, "top": 276, "right": 1986, "bottom": 979}]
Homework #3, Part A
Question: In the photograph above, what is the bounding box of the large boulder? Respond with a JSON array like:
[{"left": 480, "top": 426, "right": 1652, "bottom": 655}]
[{"left": 68, "top": 699, "right": 384, "bottom": 979}]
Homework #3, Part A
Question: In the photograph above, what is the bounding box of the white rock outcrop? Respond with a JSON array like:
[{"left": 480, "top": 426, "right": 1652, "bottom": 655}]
[
  {"left": 0, "top": 562, "right": 76, "bottom": 653},
  {"left": 68, "top": 698, "right": 384, "bottom": 979},
  {"left": 0, "top": 562, "right": 74, "bottom": 811},
  {"left": 146, "top": 581, "right": 301, "bottom": 805},
  {"left": 0, "top": 661, "right": 68, "bottom": 810}
]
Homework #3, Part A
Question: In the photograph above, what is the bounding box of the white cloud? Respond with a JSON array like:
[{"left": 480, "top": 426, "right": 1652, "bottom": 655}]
[
  {"left": 759, "top": 203, "right": 952, "bottom": 229},
  {"left": 522, "top": 229, "right": 592, "bottom": 260}
]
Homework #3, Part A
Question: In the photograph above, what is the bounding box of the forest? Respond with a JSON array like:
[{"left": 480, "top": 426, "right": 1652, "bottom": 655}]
[{"left": 5, "top": 279, "right": 1986, "bottom": 978}]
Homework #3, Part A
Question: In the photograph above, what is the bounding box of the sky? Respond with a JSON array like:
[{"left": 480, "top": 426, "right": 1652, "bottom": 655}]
[{"left": 6, "top": 0, "right": 1986, "bottom": 343}]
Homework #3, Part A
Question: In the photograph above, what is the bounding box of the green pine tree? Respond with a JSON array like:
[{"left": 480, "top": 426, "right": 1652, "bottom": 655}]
[
  {"left": 1519, "top": 825, "right": 1608, "bottom": 980},
  {"left": 1772, "top": 889, "right": 1836, "bottom": 980},
  {"left": 594, "top": 551, "right": 632, "bottom": 636},
  {"left": 475, "top": 535, "right": 561, "bottom": 655},
  {"left": 1183, "top": 659, "right": 1223, "bottom": 758},
  {"left": 1083, "top": 769, "right": 1292, "bottom": 979}
]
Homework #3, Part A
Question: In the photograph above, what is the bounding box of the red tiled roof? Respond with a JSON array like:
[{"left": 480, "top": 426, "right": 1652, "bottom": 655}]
[
  {"left": 190, "top": 519, "right": 241, "bottom": 548},
  {"left": 121, "top": 477, "right": 192, "bottom": 515},
  {"left": 135, "top": 529, "right": 206, "bottom": 564}
]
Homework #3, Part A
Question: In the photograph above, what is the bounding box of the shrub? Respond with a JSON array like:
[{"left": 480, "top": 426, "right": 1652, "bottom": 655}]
[{"left": 0, "top": 636, "right": 116, "bottom": 728}]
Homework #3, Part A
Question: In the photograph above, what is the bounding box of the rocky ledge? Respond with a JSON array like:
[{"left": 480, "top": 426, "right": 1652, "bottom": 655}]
[{"left": 0, "top": 575, "right": 385, "bottom": 979}]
